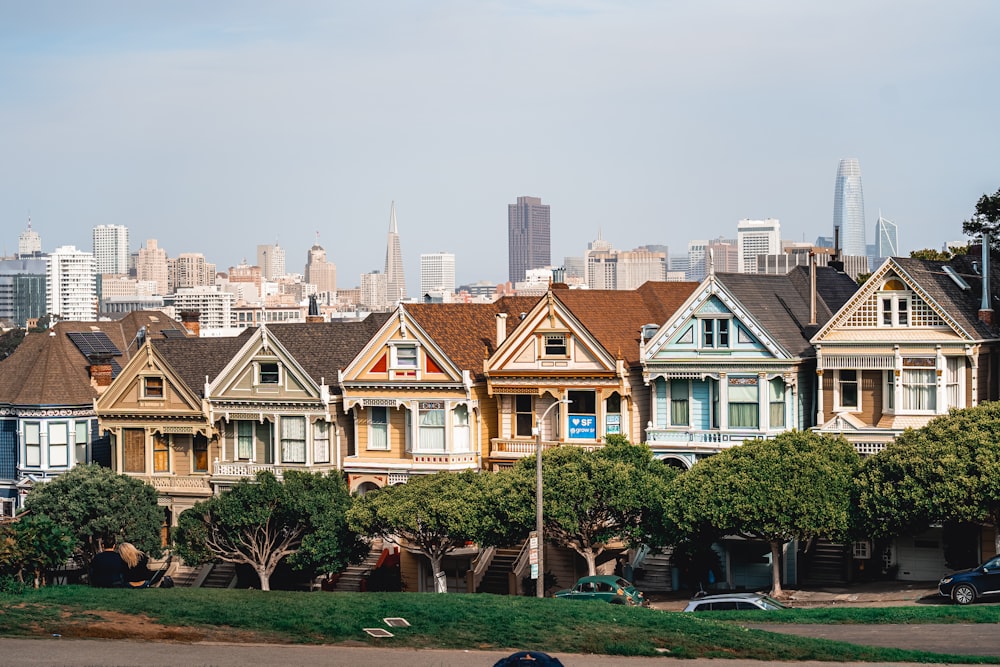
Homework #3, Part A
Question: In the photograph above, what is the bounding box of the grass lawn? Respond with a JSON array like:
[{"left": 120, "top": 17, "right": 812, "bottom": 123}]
[{"left": 1, "top": 586, "right": 998, "bottom": 663}]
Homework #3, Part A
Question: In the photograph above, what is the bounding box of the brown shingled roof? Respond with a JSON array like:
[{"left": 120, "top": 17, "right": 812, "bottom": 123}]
[{"left": 0, "top": 311, "right": 189, "bottom": 407}]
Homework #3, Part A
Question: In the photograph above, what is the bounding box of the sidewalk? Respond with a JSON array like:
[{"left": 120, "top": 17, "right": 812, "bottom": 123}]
[{"left": 647, "top": 580, "right": 941, "bottom": 611}]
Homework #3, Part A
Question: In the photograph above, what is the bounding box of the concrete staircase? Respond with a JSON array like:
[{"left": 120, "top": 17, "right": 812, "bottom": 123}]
[
  {"left": 332, "top": 538, "right": 384, "bottom": 592},
  {"left": 201, "top": 562, "right": 237, "bottom": 588},
  {"left": 476, "top": 546, "right": 521, "bottom": 595},
  {"left": 167, "top": 561, "right": 236, "bottom": 588}
]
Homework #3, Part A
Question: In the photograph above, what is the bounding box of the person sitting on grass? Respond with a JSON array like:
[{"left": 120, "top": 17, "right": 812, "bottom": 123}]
[
  {"left": 119, "top": 542, "right": 155, "bottom": 588},
  {"left": 89, "top": 536, "right": 126, "bottom": 588}
]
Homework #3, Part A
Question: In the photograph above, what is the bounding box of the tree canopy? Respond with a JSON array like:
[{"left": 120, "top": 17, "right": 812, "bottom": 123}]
[
  {"left": 23, "top": 464, "right": 163, "bottom": 564},
  {"left": 501, "top": 436, "right": 678, "bottom": 577},
  {"left": 855, "top": 403, "right": 1000, "bottom": 555},
  {"left": 962, "top": 187, "right": 1000, "bottom": 246},
  {"left": 666, "top": 431, "right": 859, "bottom": 597},
  {"left": 0, "top": 514, "right": 75, "bottom": 588},
  {"left": 174, "top": 470, "right": 363, "bottom": 591},
  {"left": 347, "top": 471, "right": 489, "bottom": 592}
]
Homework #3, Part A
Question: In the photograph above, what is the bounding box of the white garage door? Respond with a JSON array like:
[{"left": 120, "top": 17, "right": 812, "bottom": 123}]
[{"left": 894, "top": 528, "right": 949, "bottom": 581}]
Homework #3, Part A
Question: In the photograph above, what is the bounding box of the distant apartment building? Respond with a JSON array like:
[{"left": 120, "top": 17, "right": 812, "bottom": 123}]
[
  {"left": 227, "top": 261, "right": 263, "bottom": 302},
  {"left": 136, "top": 239, "right": 169, "bottom": 295},
  {"left": 757, "top": 244, "right": 833, "bottom": 275},
  {"left": 360, "top": 271, "right": 388, "bottom": 310},
  {"left": 233, "top": 304, "right": 305, "bottom": 329},
  {"left": 508, "top": 196, "right": 551, "bottom": 284},
  {"left": 686, "top": 240, "right": 707, "bottom": 281},
  {"left": 167, "top": 286, "right": 234, "bottom": 332},
  {"left": 92, "top": 224, "right": 130, "bottom": 275},
  {"left": 256, "top": 243, "right": 286, "bottom": 281},
  {"left": 705, "top": 239, "right": 739, "bottom": 274},
  {"left": 168, "top": 253, "right": 216, "bottom": 293},
  {"left": 586, "top": 247, "right": 667, "bottom": 290},
  {"left": 304, "top": 244, "right": 337, "bottom": 295},
  {"left": 420, "top": 252, "right": 456, "bottom": 296},
  {"left": 47, "top": 246, "right": 97, "bottom": 322},
  {"left": 737, "top": 218, "right": 781, "bottom": 274}
]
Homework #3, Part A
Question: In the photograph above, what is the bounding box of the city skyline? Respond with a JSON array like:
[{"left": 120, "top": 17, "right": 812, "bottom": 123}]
[{"left": 2, "top": 3, "right": 998, "bottom": 286}]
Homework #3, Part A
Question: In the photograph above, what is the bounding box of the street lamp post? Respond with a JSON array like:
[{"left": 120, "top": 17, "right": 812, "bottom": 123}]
[{"left": 535, "top": 398, "right": 570, "bottom": 598}]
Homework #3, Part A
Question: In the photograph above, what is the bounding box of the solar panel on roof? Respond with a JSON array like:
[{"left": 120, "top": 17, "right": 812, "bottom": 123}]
[{"left": 67, "top": 331, "right": 122, "bottom": 357}]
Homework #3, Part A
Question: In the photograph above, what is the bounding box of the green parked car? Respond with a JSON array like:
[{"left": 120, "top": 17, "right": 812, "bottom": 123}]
[{"left": 554, "top": 575, "right": 647, "bottom": 606}]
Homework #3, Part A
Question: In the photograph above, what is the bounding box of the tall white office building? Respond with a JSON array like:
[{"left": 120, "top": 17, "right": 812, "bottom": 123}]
[
  {"left": 92, "top": 224, "right": 130, "bottom": 275},
  {"left": 737, "top": 219, "right": 781, "bottom": 273},
  {"left": 47, "top": 245, "right": 97, "bottom": 321},
  {"left": 420, "top": 252, "right": 456, "bottom": 296},
  {"left": 833, "top": 158, "right": 867, "bottom": 257},
  {"left": 18, "top": 217, "right": 42, "bottom": 256}
]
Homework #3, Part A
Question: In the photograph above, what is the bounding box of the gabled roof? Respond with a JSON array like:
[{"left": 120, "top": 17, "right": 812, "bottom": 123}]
[
  {"left": 152, "top": 331, "right": 253, "bottom": 398},
  {"left": 813, "top": 254, "right": 1000, "bottom": 342},
  {"left": 551, "top": 282, "right": 700, "bottom": 366},
  {"left": 715, "top": 266, "right": 860, "bottom": 358},
  {"left": 405, "top": 298, "right": 540, "bottom": 381},
  {"left": 0, "top": 311, "right": 189, "bottom": 407}
]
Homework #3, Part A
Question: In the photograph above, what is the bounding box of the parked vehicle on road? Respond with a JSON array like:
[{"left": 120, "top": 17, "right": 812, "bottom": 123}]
[
  {"left": 939, "top": 555, "right": 1000, "bottom": 605},
  {"left": 554, "top": 575, "right": 647, "bottom": 606},
  {"left": 683, "top": 592, "right": 788, "bottom": 612}
]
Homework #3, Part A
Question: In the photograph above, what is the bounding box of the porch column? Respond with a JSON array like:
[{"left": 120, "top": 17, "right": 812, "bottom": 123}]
[
  {"left": 719, "top": 373, "right": 728, "bottom": 430},
  {"left": 893, "top": 345, "right": 903, "bottom": 413},
  {"left": 757, "top": 373, "right": 766, "bottom": 433},
  {"left": 935, "top": 346, "right": 945, "bottom": 415},
  {"left": 969, "top": 345, "right": 979, "bottom": 407}
]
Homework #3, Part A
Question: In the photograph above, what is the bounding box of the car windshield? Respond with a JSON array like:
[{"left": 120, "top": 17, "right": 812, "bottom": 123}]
[{"left": 757, "top": 596, "right": 788, "bottom": 610}]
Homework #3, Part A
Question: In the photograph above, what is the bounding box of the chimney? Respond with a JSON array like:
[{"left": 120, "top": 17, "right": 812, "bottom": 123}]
[
  {"left": 496, "top": 313, "right": 508, "bottom": 346},
  {"left": 809, "top": 251, "right": 818, "bottom": 326},
  {"left": 180, "top": 310, "right": 201, "bottom": 337},
  {"left": 980, "top": 233, "right": 993, "bottom": 327},
  {"left": 88, "top": 353, "right": 114, "bottom": 388}
]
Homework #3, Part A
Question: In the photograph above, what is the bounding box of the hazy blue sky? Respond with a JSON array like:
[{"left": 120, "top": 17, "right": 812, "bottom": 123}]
[{"left": 2, "top": 1, "right": 998, "bottom": 290}]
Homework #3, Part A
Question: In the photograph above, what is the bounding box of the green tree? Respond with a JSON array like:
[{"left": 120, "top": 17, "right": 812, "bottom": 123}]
[
  {"left": 0, "top": 515, "right": 75, "bottom": 588},
  {"left": 23, "top": 464, "right": 163, "bottom": 565},
  {"left": 666, "top": 431, "right": 859, "bottom": 597},
  {"left": 0, "top": 328, "right": 25, "bottom": 361},
  {"left": 962, "top": 187, "right": 1000, "bottom": 247},
  {"left": 174, "top": 470, "right": 361, "bottom": 591},
  {"left": 856, "top": 403, "right": 1000, "bottom": 557},
  {"left": 347, "top": 471, "right": 487, "bottom": 593},
  {"left": 501, "top": 437, "right": 678, "bottom": 576},
  {"left": 910, "top": 247, "right": 961, "bottom": 261}
]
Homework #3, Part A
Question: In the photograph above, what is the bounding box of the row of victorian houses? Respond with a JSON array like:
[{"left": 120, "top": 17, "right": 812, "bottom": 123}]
[{"left": 2, "top": 247, "right": 999, "bottom": 591}]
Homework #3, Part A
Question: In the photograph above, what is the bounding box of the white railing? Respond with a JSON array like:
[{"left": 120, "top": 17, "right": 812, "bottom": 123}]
[
  {"left": 490, "top": 439, "right": 602, "bottom": 458},
  {"left": 138, "top": 476, "right": 212, "bottom": 491},
  {"left": 212, "top": 462, "right": 340, "bottom": 479},
  {"left": 645, "top": 430, "right": 771, "bottom": 445}
]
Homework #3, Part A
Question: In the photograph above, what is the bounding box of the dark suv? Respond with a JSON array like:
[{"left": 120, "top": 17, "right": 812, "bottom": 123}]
[{"left": 939, "top": 555, "right": 1000, "bottom": 605}]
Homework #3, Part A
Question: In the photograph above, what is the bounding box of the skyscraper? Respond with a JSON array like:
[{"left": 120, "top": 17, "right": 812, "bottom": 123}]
[
  {"left": 420, "top": 252, "right": 456, "bottom": 296},
  {"left": 47, "top": 245, "right": 97, "bottom": 321},
  {"left": 136, "top": 239, "right": 169, "bottom": 295},
  {"left": 737, "top": 218, "right": 781, "bottom": 274},
  {"left": 92, "top": 224, "right": 130, "bottom": 275},
  {"left": 304, "top": 242, "right": 336, "bottom": 295},
  {"left": 257, "top": 243, "right": 286, "bottom": 281},
  {"left": 18, "top": 217, "right": 41, "bottom": 257},
  {"left": 874, "top": 215, "right": 898, "bottom": 258},
  {"left": 508, "top": 196, "right": 551, "bottom": 284},
  {"left": 833, "top": 158, "right": 867, "bottom": 257},
  {"left": 384, "top": 202, "right": 407, "bottom": 303}
]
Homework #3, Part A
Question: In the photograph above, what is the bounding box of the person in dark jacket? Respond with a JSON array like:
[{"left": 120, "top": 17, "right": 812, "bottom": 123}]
[
  {"left": 119, "top": 542, "right": 154, "bottom": 588},
  {"left": 89, "top": 537, "right": 125, "bottom": 587}
]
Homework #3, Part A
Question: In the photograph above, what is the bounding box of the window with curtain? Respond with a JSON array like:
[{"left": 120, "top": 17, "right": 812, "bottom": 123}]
[
  {"left": 313, "top": 421, "right": 330, "bottom": 463},
  {"left": 153, "top": 434, "right": 169, "bottom": 472},
  {"left": 946, "top": 357, "right": 962, "bottom": 409},
  {"left": 193, "top": 435, "right": 209, "bottom": 473},
  {"left": 836, "top": 370, "right": 859, "bottom": 410},
  {"left": 369, "top": 407, "right": 388, "bottom": 450},
  {"left": 902, "top": 369, "right": 936, "bottom": 411},
  {"left": 515, "top": 395, "right": 533, "bottom": 437},
  {"left": 728, "top": 379, "right": 759, "bottom": 429},
  {"left": 395, "top": 345, "right": 417, "bottom": 368},
  {"left": 48, "top": 422, "right": 68, "bottom": 467},
  {"left": 453, "top": 405, "right": 470, "bottom": 452},
  {"left": 418, "top": 403, "right": 446, "bottom": 452},
  {"left": 669, "top": 380, "right": 689, "bottom": 426},
  {"left": 769, "top": 378, "right": 785, "bottom": 428},
  {"left": 237, "top": 421, "right": 254, "bottom": 460},
  {"left": 281, "top": 417, "right": 306, "bottom": 463},
  {"left": 123, "top": 428, "right": 145, "bottom": 473},
  {"left": 75, "top": 421, "right": 89, "bottom": 466}
]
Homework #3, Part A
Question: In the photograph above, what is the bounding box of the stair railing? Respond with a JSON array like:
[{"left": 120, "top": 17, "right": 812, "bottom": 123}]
[
  {"left": 466, "top": 546, "right": 496, "bottom": 593},
  {"left": 512, "top": 538, "right": 532, "bottom": 582}
]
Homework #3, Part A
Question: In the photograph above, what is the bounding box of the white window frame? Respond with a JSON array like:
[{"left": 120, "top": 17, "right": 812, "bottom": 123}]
[
  {"left": 900, "top": 367, "right": 937, "bottom": 413},
  {"left": 0, "top": 498, "right": 14, "bottom": 518},
  {"left": 313, "top": 420, "right": 330, "bottom": 464},
  {"left": 415, "top": 402, "right": 446, "bottom": 453},
  {"left": 368, "top": 406, "right": 389, "bottom": 451},
  {"left": 48, "top": 422, "right": 69, "bottom": 467},
  {"left": 257, "top": 360, "right": 281, "bottom": 385},
  {"left": 453, "top": 404, "right": 470, "bottom": 452},
  {"left": 700, "top": 317, "right": 731, "bottom": 349},
  {"left": 75, "top": 421, "right": 89, "bottom": 465},
  {"left": 392, "top": 344, "right": 418, "bottom": 369},
  {"left": 834, "top": 369, "right": 860, "bottom": 412},
  {"left": 543, "top": 333, "right": 568, "bottom": 357},
  {"left": 280, "top": 416, "right": 307, "bottom": 464},
  {"left": 945, "top": 357, "right": 964, "bottom": 410},
  {"left": 879, "top": 293, "right": 911, "bottom": 327},
  {"left": 24, "top": 422, "right": 41, "bottom": 467},
  {"left": 142, "top": 375, "right": 165, "bottom": 399},
  {"left": 236, "top": 421, "right": 254, "bottom": 460}
]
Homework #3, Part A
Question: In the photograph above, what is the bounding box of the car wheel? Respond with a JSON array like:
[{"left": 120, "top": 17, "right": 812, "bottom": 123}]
[{"left": 953, "top": 583, "right": 977, "bottom": 605}]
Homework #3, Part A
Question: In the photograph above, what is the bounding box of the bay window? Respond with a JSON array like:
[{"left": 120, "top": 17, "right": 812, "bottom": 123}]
[
  {"left": 48, "top": 422, "right": 68, "bottom": 467},
  {"left": 567, "top": 390, "right": 596, "bottom": 440},
  {"left": 836, "top": 370, "right": 859, "bottom": 411},
  {"left": 728, "top": 378, "right": 759, "bottom": 429},
  {"left": 670, "top": 380, "right": 689, "bottom": 426},
  {"left": 453, "top": 405, "right": 470, "bottom": 452},
  {"left": 417, "top": 402, "right": 446, "bottom": 452},
  {"left": 153, "top": 434, "right": 169, "bottom": 472},
  {"left": 281, "top": 417, "right": 306, "bottom": 463},
  {"left": 515, "top": 395, "right": 533, "bottom": 437},
  {"left": 313, "top": 421, "right": 330, "bottom": 463},
  {"left": 369, "top": 407, "right": 389, "bottom": 450},
  {"left": 769, "top": 378, "right": 785, "bottom": 429},
  {"left": 236, "top": 421, "right": 254, "bottom": 460},
  {"left": 123, "top": 428, "right": 145, "bottom": 473},
  {"left": 75, "top": 421, "right": 89, "bottom": 465},
  {"left": 24, "top": 422, "right": 40, "bottom": 467},
  {"left": 902, "top": 368, "right": 936, "bottom": 411}
]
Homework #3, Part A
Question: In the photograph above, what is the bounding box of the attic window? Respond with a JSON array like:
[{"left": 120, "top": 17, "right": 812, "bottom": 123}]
[
  {"left": 143, "top": 376, "right": 164, "bottom": 399},
  {"left": 259, "top": 362, "right": 280, "bottom": 384},
  {"left": 543, "top": 334, "right": 567, "bottom": 357}
]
